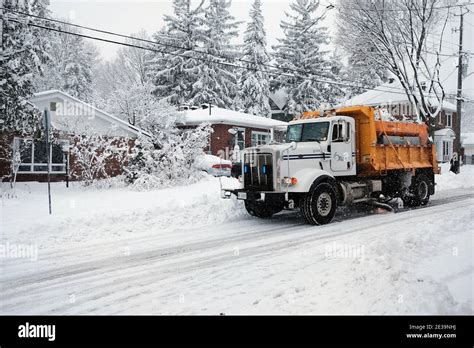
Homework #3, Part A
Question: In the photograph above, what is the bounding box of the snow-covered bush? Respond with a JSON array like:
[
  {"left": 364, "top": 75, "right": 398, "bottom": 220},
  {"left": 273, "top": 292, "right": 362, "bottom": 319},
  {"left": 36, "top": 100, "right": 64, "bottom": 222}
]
[
  {"left": 70, "top": 135, "right": 130, "bottom": 187},
  {"left": 125, "top": 100, "right": 213, "bottom": 190}
]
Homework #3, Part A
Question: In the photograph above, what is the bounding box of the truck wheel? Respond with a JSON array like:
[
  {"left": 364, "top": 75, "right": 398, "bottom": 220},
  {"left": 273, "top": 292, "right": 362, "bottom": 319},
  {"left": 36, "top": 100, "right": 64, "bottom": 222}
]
[
  {"left": 403, "top": 174, "right": 431, "bottom": 207},
  {"left": 245, "top": 201, "right": 281, "bottom": 219},
  {"left": 301, "top": 182, "right": 337, "bottom": 225}
]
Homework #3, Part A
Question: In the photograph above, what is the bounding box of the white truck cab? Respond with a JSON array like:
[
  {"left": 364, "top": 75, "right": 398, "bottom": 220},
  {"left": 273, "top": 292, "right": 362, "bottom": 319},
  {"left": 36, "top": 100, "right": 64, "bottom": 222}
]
[{"left": 222, "top": 116, "right": 360, "bottom": 225}]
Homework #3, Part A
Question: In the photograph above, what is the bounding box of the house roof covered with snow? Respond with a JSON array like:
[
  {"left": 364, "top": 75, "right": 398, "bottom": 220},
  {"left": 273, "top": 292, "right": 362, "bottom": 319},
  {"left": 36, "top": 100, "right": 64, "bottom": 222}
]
[
  {"left": 181, "top": 106, "right": 288, "bottom": 129},
  {"left": 434, "top": 128, "right": 456, "bottom": 138},
  {"left": 31, "top": 90, "right": 150, "bottom": 138},
  {"left": 341, "top": 81, "right": 457, "bottom": 112}
]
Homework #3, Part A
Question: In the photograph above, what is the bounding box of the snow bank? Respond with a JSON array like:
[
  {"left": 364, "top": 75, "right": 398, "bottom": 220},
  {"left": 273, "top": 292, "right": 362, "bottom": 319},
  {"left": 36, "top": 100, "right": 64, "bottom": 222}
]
[
  {"left": 1, "top": 176, "right": 245, "bottom": 248},
  {"left": 436, "top": 163, "right": 474, "bottom": 191}
]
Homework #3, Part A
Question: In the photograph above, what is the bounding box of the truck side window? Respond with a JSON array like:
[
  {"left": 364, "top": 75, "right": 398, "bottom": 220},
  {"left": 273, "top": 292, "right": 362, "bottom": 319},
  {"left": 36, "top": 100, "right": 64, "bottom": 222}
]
[{"left": 332, "top": 123, "right": 343, "bottom": 142}]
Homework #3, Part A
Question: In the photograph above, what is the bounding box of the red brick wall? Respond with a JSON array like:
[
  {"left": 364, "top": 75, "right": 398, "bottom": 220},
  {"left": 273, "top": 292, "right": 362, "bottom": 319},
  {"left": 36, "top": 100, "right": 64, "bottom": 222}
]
[
  {"left": 433, "top": 110, "right": 459, "bottom": 152},
  {"left": 209, "top": 124, "right": 272, "bottom": 158},
  {"left": 0, "top": 132, "right": 134, "bottom": 183}
]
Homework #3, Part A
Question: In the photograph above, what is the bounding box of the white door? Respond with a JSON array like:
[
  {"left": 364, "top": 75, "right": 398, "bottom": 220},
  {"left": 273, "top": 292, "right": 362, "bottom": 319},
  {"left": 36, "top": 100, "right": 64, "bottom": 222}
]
[{"left": 330, "top": 120, "right": 353, "bottom": 172}]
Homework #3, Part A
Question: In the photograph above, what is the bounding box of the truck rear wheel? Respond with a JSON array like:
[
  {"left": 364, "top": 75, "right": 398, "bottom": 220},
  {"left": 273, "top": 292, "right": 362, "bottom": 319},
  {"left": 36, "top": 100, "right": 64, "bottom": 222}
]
[
  {"left": 245, "top": 201, "right": 282, "bottom": 219},
  {"left": 403, "top": 174, "right": 431, "bottom": 207},
  {"left": 301, "top": 182, "right": 337, "bottom": 225}
]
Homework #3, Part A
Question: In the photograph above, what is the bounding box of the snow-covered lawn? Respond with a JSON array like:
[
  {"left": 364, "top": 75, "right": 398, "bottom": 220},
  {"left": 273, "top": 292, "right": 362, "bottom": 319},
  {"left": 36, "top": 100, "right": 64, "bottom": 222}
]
[
  {"left": 1, "top": 176, "right": 244, "bottom": 248},
  {"left": 1, "top": 166, "right": 473, "bottom": 314}
]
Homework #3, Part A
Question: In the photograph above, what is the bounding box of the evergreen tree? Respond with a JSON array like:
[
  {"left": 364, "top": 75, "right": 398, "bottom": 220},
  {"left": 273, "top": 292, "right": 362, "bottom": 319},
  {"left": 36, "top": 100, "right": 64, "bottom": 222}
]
[
  {"left": 62, "top": 36, "right": 97, "bottom": 102},
  {"left": 94, "top": 31, "right": 154, "bottom": 122},
  {"left": 272, "top": 0, "right": 342, "bottom": 114},
  {"left": 33, "top": 24, "right": 98, "bottom": 103},
  {"left": 1, "top": 0, "right": 50, "bottom": 134},
  {"left": 190, "top": 0, "right": 240, "bottom": 108},
  {"left": 344, "top": 51, "right": 389, "bottom": 97},
  {"left": 148, "top": 0, "right": 206, "bottom": 105},
  {"left": 239, "top": 0, "right": 271, "bottom": 117}
]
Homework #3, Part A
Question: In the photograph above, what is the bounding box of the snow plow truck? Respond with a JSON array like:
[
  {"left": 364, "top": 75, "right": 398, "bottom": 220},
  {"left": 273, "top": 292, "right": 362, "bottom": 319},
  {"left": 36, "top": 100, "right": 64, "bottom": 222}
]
[{"left": 222, "top": 106, "right": 440, "bottom": 225}]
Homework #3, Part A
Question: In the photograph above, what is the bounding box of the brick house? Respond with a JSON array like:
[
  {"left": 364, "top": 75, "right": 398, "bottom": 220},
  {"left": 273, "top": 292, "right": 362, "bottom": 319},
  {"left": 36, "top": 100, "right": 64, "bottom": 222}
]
[
  {"left": 342, "top": 80, "right": 459, "bottom": 163},
  {"left": 0, "top": 90, "right": 147, "bottom": 183},
  {"left": 179, "top": 104, "right": 288, "bottom": 159}
]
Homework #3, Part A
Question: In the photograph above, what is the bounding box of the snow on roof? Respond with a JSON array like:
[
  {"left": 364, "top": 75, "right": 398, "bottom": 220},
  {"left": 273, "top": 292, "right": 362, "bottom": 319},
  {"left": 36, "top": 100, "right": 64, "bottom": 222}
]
[
  {"left": 434, "top": 128, "right": 456, "bottom": 137},
  {"left": 461, "top": 132, "right": 474, "bottom": 146},
  {"left": 181, "top": 106, "right": 288, "bottom": 129},
  {"left": 31, "top": 90, "right": 150, "bottom": 137},
  {"left": 341, "top": 81, "right": 457, "bottom": 112}
]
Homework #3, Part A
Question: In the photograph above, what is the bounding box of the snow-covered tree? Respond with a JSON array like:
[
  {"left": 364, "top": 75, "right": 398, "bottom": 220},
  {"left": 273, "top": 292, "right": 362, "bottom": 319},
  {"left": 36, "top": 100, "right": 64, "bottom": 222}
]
[
  {"left": 70, "top": 135, "right": 130, "bottom": 186},
  {"left": 125, "top": 100, "right": 213, "bottom": 190},
  {"left": 94, "top": 31, "right": 157, "bottom": 125},
  {"left": 344, "top": 53, "right": 389, "bottom": 97},
  {"left": 1, "top": 0, "right": 50, "bottom": 134},
  {"left": 337, "top": 0, "right": 452, "bottom": 129},
  {"left": 272, "top": 0, "right": 343, "bottom": 114},
  {"left": 335, "top": 0, "right": 389, "bottom": 97},
  {"left": 239, "top": 0, "right": 272, "bottom": 117},
  {"left": 33, "top": 23, "right": 99, "bottom": 103},
  {"left": 148, "top": 0, "right": 207, "bottom": 105},
  {"left": 190, "top": 0, "right": 240, "bottom": 108}
]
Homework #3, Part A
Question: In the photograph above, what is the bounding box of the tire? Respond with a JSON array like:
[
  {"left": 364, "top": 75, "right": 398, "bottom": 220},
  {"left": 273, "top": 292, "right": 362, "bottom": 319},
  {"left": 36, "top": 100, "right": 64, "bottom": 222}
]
[
  {"left": 300, "top": 182, "right": 337, "bottom": 225},
  {"left": 244, "top": 201, "right": 282, "bottom": 219},
  {"left": 403, "top": 174, "right": 431, "bottom": 207}
]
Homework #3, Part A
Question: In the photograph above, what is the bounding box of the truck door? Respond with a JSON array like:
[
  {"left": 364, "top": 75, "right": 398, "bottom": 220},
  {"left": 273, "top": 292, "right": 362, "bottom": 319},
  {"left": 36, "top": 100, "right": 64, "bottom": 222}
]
[{"left": 330, "top": 120, "right": 353, "bottom": 172}]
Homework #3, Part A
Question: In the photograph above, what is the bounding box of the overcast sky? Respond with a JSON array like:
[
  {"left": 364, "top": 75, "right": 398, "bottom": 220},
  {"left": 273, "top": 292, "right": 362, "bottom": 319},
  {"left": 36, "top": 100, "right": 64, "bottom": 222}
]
[{"left": 49, "top": 0, "right": 473, "bottom": 96}]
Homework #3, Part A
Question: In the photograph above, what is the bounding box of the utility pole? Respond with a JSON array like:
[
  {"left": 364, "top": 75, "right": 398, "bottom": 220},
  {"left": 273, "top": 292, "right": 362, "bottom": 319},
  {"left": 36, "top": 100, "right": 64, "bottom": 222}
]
[
  {"left": 1, "top": 0, "right": 4, "bottom": 50},
  {"left": 44, "top": 109, "right": 52, "bottom": 215},
  {"left": 454, "top": 7, "right": 468, "bottom": 155}
]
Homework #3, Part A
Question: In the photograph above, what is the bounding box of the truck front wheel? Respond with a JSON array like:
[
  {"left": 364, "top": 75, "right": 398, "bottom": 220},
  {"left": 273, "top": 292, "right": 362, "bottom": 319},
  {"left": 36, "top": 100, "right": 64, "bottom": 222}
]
[{"left": 301, "top": 182, "right": 337, "bottom": 225}]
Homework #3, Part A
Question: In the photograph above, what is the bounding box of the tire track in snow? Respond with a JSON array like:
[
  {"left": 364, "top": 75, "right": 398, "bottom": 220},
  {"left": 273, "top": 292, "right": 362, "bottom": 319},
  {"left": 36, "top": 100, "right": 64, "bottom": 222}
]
[{"left": 2, "top": 194, "right": 472, "bottom": 314}]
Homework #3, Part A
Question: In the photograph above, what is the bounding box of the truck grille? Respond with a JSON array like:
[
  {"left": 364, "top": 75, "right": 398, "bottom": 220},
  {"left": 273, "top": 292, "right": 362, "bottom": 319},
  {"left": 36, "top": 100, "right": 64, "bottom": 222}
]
[{"left": 243, "top": 153, "right": 274, "bottom": 191}]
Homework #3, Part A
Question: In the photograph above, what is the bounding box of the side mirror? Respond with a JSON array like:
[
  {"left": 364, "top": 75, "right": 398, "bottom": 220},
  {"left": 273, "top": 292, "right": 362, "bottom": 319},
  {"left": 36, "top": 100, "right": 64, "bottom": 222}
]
[{"left": 290, "top": 141, "right": 297, "bottom": 150}]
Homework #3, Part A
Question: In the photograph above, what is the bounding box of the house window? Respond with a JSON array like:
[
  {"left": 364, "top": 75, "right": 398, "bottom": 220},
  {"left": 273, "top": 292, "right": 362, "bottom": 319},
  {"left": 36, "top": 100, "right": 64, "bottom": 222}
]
[
  {"left": 235, "top": 128, "right": 245, "bottom": 150},
  {"left": 446, "top": 113, "right": 452, "bottom": 128},
  {"left": 12, "top": 138, "right": 68, "bottom": 174},
  {"left": 442, "top": 140, "right": 452, "bottom": 162},
  {"left": 251, "top": 131, "right": 270, "bottom": 147}
]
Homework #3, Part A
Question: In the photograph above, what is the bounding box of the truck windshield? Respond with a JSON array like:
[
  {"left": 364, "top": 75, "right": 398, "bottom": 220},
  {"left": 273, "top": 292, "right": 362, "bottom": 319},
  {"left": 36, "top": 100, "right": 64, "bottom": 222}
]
[{"left": 286, "top": 122, "right": 329, "bottom": 143}]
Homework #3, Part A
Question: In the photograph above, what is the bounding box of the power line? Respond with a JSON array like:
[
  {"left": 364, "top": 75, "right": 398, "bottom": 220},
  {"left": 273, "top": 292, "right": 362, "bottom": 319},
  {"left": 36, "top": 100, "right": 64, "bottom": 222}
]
[
  {"left": 1, "top": 11, "right": 462, "bottom": 102},
  {"left": 0, "top": 6, "right": 343, "bottom": 84},
  {"left": 1, "top": 6, "right": 465, "bottom": 89},
  {"left": 332, "top": 2, "right": 474, "bottom": 13}
]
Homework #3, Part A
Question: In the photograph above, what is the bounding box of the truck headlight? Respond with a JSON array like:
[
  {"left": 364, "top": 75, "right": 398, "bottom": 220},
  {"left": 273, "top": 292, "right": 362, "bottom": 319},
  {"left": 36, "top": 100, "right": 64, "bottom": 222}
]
[{"left": 283, "top": 177, "right": 298, "bottom": 185}]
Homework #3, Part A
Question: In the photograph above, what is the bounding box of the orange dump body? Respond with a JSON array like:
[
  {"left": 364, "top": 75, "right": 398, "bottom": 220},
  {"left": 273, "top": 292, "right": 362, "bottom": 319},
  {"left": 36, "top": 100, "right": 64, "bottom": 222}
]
[{"left": 300, "top": 106, "right": 440, "bottom": 176}]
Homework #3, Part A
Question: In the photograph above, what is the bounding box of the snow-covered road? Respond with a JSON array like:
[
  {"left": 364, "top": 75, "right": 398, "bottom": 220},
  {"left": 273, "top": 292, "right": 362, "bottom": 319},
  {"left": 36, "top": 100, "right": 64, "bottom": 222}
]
[{"left": 1, "top": 166, "right": 473, "bottom": 314}]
